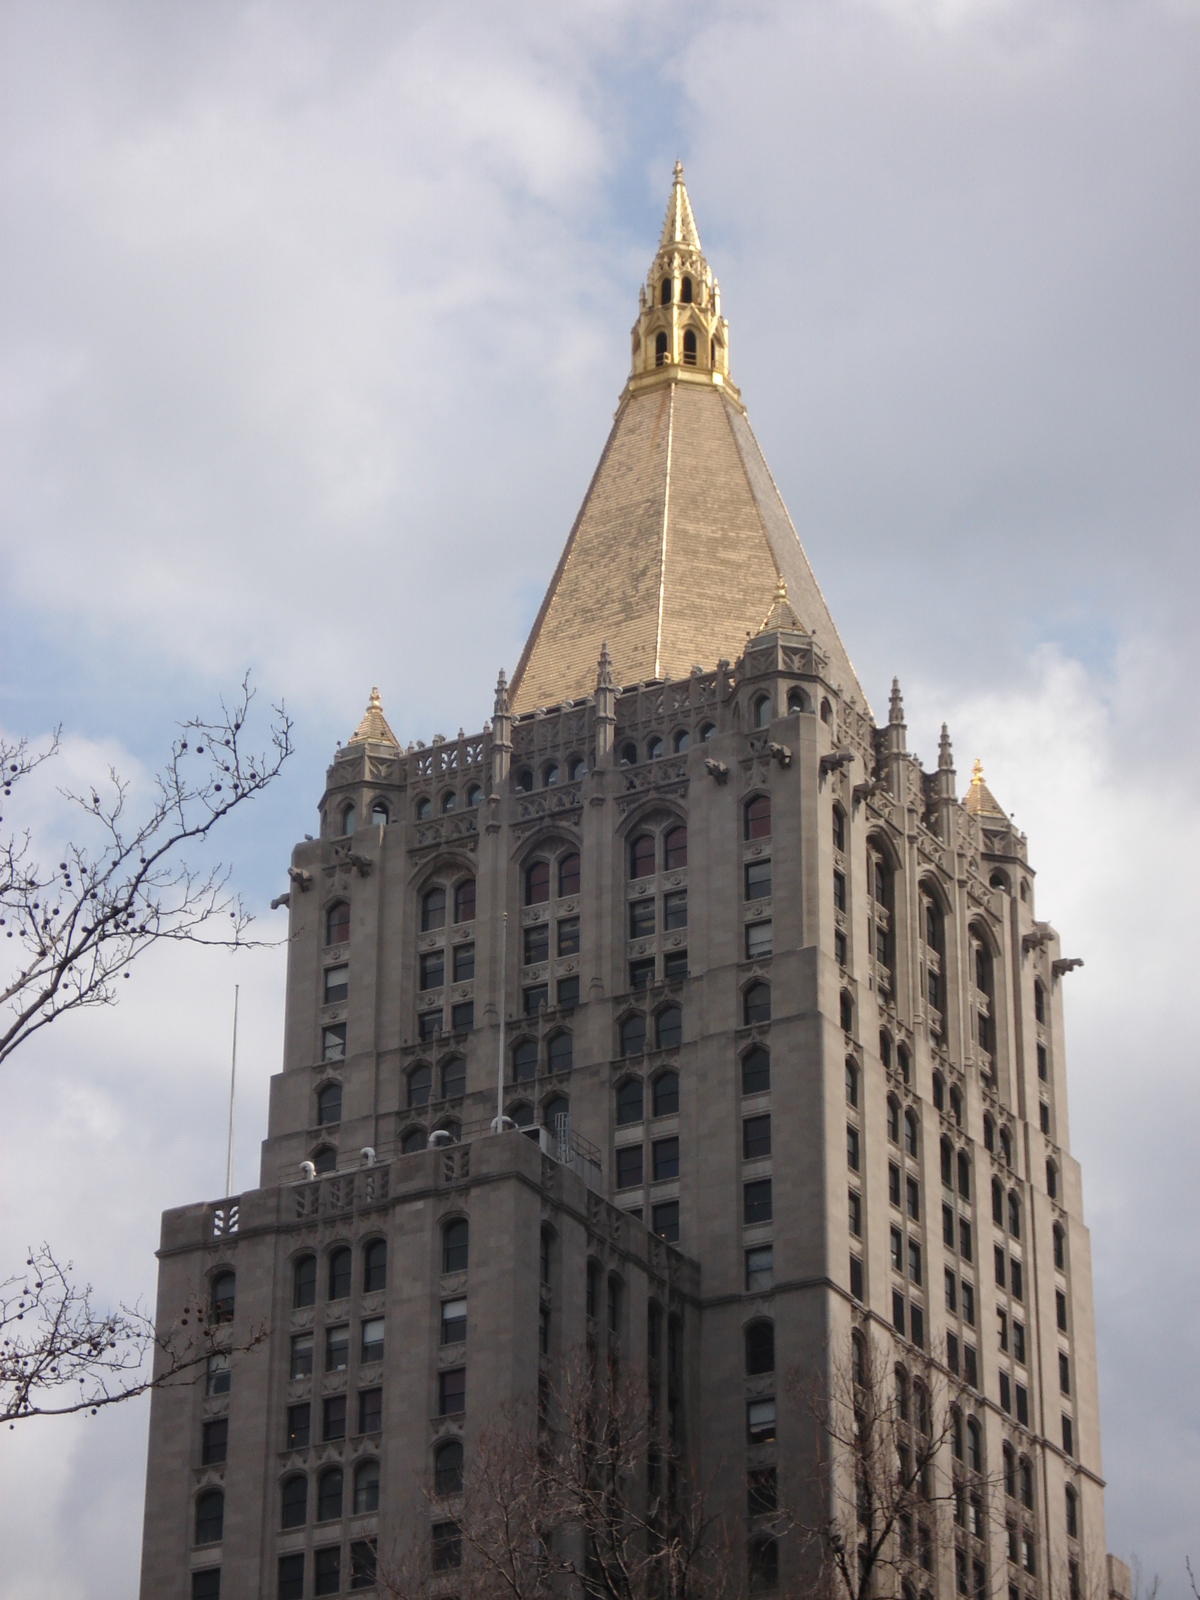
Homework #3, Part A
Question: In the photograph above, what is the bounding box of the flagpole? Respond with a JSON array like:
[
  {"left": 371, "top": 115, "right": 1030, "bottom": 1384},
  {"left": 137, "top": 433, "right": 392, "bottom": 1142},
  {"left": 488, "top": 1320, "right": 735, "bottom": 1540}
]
[{"left": 225, "top": 984, "right": 239, "bottom": 1196}]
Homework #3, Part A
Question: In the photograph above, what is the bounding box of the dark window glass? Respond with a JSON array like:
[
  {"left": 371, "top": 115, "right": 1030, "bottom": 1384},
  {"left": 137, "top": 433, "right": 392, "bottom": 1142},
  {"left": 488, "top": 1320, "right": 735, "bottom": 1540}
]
[
  {"left": 652, "top": 1200, "right": 680, "bottom": 1243},
  {"left": 652, "top": 1070, "right": 679, "bottom": 1116},
  {"left": 664, "top": 889, "right": 688, "bottom": 929},
  {"left": 744, "top": 1179, "right": 773, "bottom": 1224},
  {"left": 656, "top": 1006, "right": 682, "bottom": 1049},
  {"left": 629, "top": 958, "right": 655, "bottom": 991},
  {"left": 525, "top": 860, "right": 550, "bottom": 905},
  {"left": 664, "top": 826, "right": 687, "bottom": 868},
  {"left": 524, "top": 923, "right": 549, "bottom": 965},
  {"left": 746, "top": 1246, "right": 773, "bottom": 1291},
  {"left": 910, "top": 1305, "right": 924, "bottom": 1348},
  {"left": 893, "top": 1290, "right": 906, "bottom": 1335},
  {"left": 323, "top": 1395, "right": 346, "bottom": 1441},
  {"left": 442, "top": 1220, "right": 468, "bottom": 1274},
  {"left": 281, "top": 1474, "right": 307, "bottom": 1528},
  {"left": 361, "top": 1317, "right": 385, "bottom": 1364},
  {"left": 327, "top": 901, "right": 350, "bottom": 945},
  {"left": 557, "top": 917, "right": 580, "bottom": 957},
  {"left": 422, "top": 888, "right": 446, "bottom": 932},
  {"left": 747, "top": 920, "right": 774, "bottom": 961},
  {"left": 652, "top": 1137, "right": 679, "bottom": 1181},
  {"left": 321, "top": 1023, "right": 346, "bottom": 1062},
  {"left": 442, "top": 1057, "right": 466, "bottom": 1099},
  {"left": 317, "top": 1467, "right": 343, "bottom": 1521},
  {"left": 325, "top": 1324, "right": 349, "bottom": 1372},
  {"left": 745, "top": 796, "right": 771, "bottom": 839},
  {"left": 743, "top": 1114, "right": 772, "bottom": 1160},
  {"left": 547, "top": 1032, "right": 572, "bottom": 1073},
  {"left": 847, "top": 1060, "right": 859, "bottom": 1107},
  {"left": 745, "top": 1321, "right": 774, "bottom": 1375},
  {"left": 441, "top": 1297, "right": 467, "bottom": 1344},
  {"left": 417, "top": 1010, "right": 441, "bottom": 1042},
  {"left": 359, "top": 1387, "right": 383, "bottom": 1434},
  {"left": 890, "top": 1163, "right": 901, "bottom": 1206},
  {"left": 833, "top": 870, "right": 846, "bottom": 911},
  {"left": 616, "top": 1146, "right": 644, "bottom": 1188},
  {"left": 316, "top": 1082, "right": 342, "bottom": 1126},
  {"left": 454, "top": 879, "right": 475, "bottom": 923},
  {"left": 907, "top": 1176, "right": 920, "bottom": 1221},
  {"left": 850, "top": 1254, "right": 863, "bottom": 1300},
  {"left": 558, "top": 852, "right": 581, "bottom": 897},
  {"left": 314, "top": 1546, "right": 341, "bottom": 1596},
  {"left": 350, "top": 1540, "right": 378, "bottom": 1591},
  {"left": 439, "top": 1368, "right": 466, "bottom": 1416},
  {"left": 512, "top": 1039, "right": 538, "bottom": 1081},
  {"left": 621, "top": 1014, "right": 647, "bottom": 1056},
  {"left": 432, "top": 1523, "right": 461, "bottom": 1571},
  {"left": 847, "top": 1125, "right": 860, "bottom": 1171},
  {"left": 312, "top": 1144, "right": 336, "bottom": 1174},
  {"left": 408, "top": 1063, "right": 433, "bottom": 1107},
  {"left": 745, "top": 860, "right": 772, "bottom": 901},
  {"left": 452, "top": 944, "right": 474, "bottom": 983},
  {"left": 211, "top": 1271, "right": 235, "bottom": 1324},
  {"left": 960, "top": 1218, "right": 972, "bottom": 1262},
  {"left": 663, "top": 949, "right": 688, "bottom": 981},
  {"left": 285, "top": 1404, "right": 310, "bottom": 1450},
  {"left": 849, "top": 1189, "right": 861, "bottom": 1236},
  {"left": 293, "top": 1255, "right": 316, "bottom": 1309},
  {"left": 748, "top": 1466, "right": 777, "bottom": 1516},
  {"left": 744, "top": 983, "right": 771, "bottom": 1025},
  {"left": 743, "top": 1046, "right": 770, "bottom": 1095},
  {"left": 201, "top": 1419, "right": 227, "bottom": 1466},
  {"left": 1011, "top": 1260, "right": 1023, "bottom": 1301},
  {"left": 419, "top": 951, "right": 444, "bottom": 990},
  {"left": 195, "top": 1489, "right": 224, "bottom": 1545},
  {"left": 617, "top": 1078, "right": 643, "bottom": 1124},
  {"left": 328, "top": 1247, "right": 351, "bottom": 1301},
  {"left": 191, "top": 1571, "right": 220, "bottom": 1600},
  {"left": 359, "top": 1239, "right": 386, "bottom": 1295},
  {"left": 435, "top": 1439, "right": 464, "bottom": 1496},
  {"left": 630, "top": 834, "right": 656, "bottom": 879},
  {"left": 630, "top": 897, "right": 655, "bottom": 937}
]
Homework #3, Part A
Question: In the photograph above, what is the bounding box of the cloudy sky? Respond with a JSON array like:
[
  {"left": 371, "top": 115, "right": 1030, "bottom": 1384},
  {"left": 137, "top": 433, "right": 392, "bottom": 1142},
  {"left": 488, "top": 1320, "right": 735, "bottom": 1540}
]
[{"left": 1, "top": 1, "right": 1197, "bottom": 1592}]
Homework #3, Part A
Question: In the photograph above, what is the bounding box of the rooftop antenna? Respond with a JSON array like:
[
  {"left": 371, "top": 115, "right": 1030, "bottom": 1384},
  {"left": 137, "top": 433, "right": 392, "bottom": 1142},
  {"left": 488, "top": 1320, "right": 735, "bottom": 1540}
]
[{"left": 225, "top": 984, "right": 239, "bottom": 1197}]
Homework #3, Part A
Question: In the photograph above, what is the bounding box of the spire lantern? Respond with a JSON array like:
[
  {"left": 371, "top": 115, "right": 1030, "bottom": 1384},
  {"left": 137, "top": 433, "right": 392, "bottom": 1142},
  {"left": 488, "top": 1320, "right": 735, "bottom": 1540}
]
[{"left": 627, "top": 163, "right": 736, "bottom": 401}]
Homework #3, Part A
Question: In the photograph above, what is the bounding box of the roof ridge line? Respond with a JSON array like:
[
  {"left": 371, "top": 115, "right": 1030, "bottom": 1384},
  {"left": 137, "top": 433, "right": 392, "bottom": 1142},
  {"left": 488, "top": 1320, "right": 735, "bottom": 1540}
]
[{"left": 653, "top": 384, "right": 677, "bottom": 679}]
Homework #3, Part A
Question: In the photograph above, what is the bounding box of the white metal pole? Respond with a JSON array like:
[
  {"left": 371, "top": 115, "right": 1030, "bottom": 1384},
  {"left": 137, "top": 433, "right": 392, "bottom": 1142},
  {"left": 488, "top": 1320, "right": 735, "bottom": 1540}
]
[
  {"left": 225, "top": 983, "right": 239, "bottom": 1196},
  {"left": 494, "top": 911, "right": 508, "bottom": 1131}
]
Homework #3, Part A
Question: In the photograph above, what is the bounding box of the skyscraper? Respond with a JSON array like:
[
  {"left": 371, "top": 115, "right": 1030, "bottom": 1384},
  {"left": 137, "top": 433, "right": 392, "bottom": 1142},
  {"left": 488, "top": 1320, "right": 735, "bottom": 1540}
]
[{"left": 139, "top": 165, "right": 1121, "bottom": 1600}]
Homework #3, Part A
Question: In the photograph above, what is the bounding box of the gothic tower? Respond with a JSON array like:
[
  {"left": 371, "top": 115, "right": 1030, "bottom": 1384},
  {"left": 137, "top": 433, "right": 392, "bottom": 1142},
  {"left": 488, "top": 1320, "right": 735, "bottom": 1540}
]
[{"left": 139, "top": 167, "right": 1120, "bottom": 1600}]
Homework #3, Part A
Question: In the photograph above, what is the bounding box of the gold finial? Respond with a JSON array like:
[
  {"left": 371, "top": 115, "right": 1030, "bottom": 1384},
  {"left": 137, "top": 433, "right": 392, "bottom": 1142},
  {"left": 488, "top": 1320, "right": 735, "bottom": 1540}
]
[
  {"left": 971, "top": 758, "right": 985, "bottom": 786},
  {"left": 775, "top": 574, "right": 787, "bottom": 601},
  {"left": 368, "top": 686, "right": 381, "bottom": 708},
  {"left": 674, "top": 159, "right": 684, "bottom": 181}
]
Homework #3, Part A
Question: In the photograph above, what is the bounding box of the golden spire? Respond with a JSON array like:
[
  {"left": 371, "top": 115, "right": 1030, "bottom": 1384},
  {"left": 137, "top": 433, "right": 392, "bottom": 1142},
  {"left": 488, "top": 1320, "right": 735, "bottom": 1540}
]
[
  {"left": 758, "top": 574, "right": 805, "bottom": 635},
  {"left": 964, "top": 758, "right": 1006, "bottom": 818},
  {"left": 348, "top": 687, "right": 399, "bottom": 747},
  {"left": 627, "top": 163, "right": 736, "bottom": 401}
]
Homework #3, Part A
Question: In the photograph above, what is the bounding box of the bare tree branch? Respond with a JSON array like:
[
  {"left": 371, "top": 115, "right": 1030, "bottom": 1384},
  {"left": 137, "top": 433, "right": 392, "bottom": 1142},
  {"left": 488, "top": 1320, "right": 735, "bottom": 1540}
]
[
  {"left": 0, "top": 672, "right": 291, "bottom": 1066},
  {"left": 2, "top": 1243, "right": 266, "bottom": 1423}
]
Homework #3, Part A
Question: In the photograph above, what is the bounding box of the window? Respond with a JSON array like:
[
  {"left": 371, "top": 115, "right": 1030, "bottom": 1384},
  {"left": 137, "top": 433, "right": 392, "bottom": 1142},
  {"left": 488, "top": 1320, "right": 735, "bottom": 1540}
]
[
  {"left": 400, "top": 1126, "right": 425, "bottom": 1154},
  {"left": 360, "top": 1316, "right": 385, "bottom": 1365},
  {"left": 547, "top": 1031, "right": 572, "bottom": 1074},
  {"left": 326, "top": 901, "right": 350, "bottom": 945},
  {"left": 285, "top": 1404, "right": 310, "bottom": 1451},
  {"left": 744, "top": 982, "right": 771, "bottom": 1025},
  {"left": 657, "top": 823, "right": 688, "bottom": 871},
  {"left": 525, "top": 860, "right": 550, "bottom": 905},
  {"left": 664, "top": 949, "right": 688, "bottom": 981},
  {"left": 746, "top": 1246, "right": 773, "bottom": 1291},
  {"left": 321, "top": 1024, "right": 346, "bottom": 1063},
  {"left": 834, "top": 929, "right": 847, "bottom": 967},
  {"left": 1040, "top": 1101, "right": 1051, "bottom": 1134},
  {"left": 651, "top": 1136, "right": 679, "bottom": 1181},
  {"left": 934, "top": 1073, "right": 946, "bottom": 1113},
  {"left": 327, "top": 1247, "right": 351, "bottom": 1301},
  {"left": 316, "top": 1467, "right": 343, "bottom": 1522},
  {"left": 630, "top": 898, "right": 655, "bottom": 937},
  {"left": 1035, "top": 980, "right": 1046, "bottom": 1023},
  {"left": 744, "top": 859, "right": 772, "bottom": 904},
  {"left": 744, "top": 1320, "right": 775, "bottom": 1376},
  {"left": 893, "top": 1289, "right": 906, "bottom": 1335},
  {"left": 523, "top": 984, "right": 548, "bottom": 1015},
  {"left": 749, "top": 1465, "right": 778, "bottom": 1517},
  {"left": 323, "top": 1394, "right": 347, "bottom": 1441},
  {"left": 962, "top": 1282, "right": 974, "bottom": 1325},
  {"left": 557, "top": 916, "right": 580, "bottom": 956},
  {"left": 664, "top": 889, "right": 688, "bottom": 929},
  {"left": 629, "top": 958, "right": 655, "bottom": 990},
  {"left": 405, "top": 1065, "right": 434, "bottom": 1112},
  {"left": 747, "top": 1398, "right": 776, "bottom": 1444},
  {"left": 905, "top": 1110, "right": 919, "bottom": 1157},
  {"left": 1066, "top": 1485, "right": 1078, "bottom": 1539},
  {"left": 358, "top": 1387, "right": 382, "bottom": 1434},
  {"left": 616, "top": 1145, "right": 644, "bottom": 1188},
  {"left": 210, "top": 1270, "right": 235, "bottom": 1324},
  {"left": 749, "top": 1537, "right": 778, "bottom": 1593},
  {"left": 191, "top": 1571, "right": 220, "bottom": 1600},
  {"left": 621, "top": 1015, "right": 647, "bottom": 1056},
  {"left": 891, "top": 1227, "right": 904, "bottom": 1271},
  {"left": 630, "top": 834, "right": 656, "bottom": 879},
  {"left": 1014, "top": 1321, "right": 1026, "bottom": 1364},
  {"left": 350, "top": 1541, "right": 377, "bottom": 1592},
  {"left": 512, "top": 1039, "right": 538, "bottom": 1080},
  {"left": 195, "top": 1489, "right": 224, "bottom": 1545},
  {"left": 314, "top": 1082, "right": 344, "bottom": 1131},
  {"left": 846, "top": 1125, "right": 860, "bottom": 1171},
  {"left": 419, "top": 951, "right": 444, "bottom": 990},
  {"left": 960, "top": 1218, "right": 973, "bottom": 1261},
  {"left": 890, "top": 1163, "right": 902, "bottom": 1206},
  {"left": 849, "top": 1189, "right": 862, "bottom": 1236},
  {"left": 206, "top": 1352, "right": 230, "bottom": 1395},
  {"left": 744, "top": 1179, "right": 773, "bottom": 1224},
  {"left": 552, "top": 850, "right": 581, "bottom": 898},
  {"left": 451, "top": 941, "right": 474, "bottom": 983},
  {"left": 743, "top": 1114, "right": 772, "bottom": 1160},
  {"left": 888, "top": 1098, "right": 900, "bottom": 1143},
  {"left": 443, "top": 1219, "right": 468, "bottom": 1273},
  {"left": 736, "top": 1046, "right": 770, "bottom": 1098},
  {"left": 1057, "top": 1289, "right": 1068, "bottom": 1332},
  {"left": 607, "top": 1276, "right": 621, "bottom": 1334},
  {"left": 850, "top": 1254, "right": 864, "bottom": 1300},
  {"left": 840, "top": 990, "right": 853, "bottom": 1032},
  {"left": 467, "top": 783, "right": 483, "bottom": 807},
  {"left": 620, "top": 741, "right": 638, "bottom": 765},
  {"left": 647, "top": 735, "right": 664, "bottom": 761},
  {"left": 1047, "top": 1160, "right": 1058, "bottom": 1199},
  {"left": 656, "top": 1006, "right": 682, "bottom": 1049},
  {"left": 652, "top": 1200, "right": 680, "bottom": 1242},
  {"left": 653, "top": 1070, "right": 679, "bottom": 1116},
  {"left": 281, "top": 1474, "right": 307, "bottom": 1529},
  {"left": 751, "top": 693, "right": 772, "bottom": 730},
  {"left": 832, "top": 807, "right": 845, "bottom": 852},
  {"left": 279, "top": 1555, "right": 305, "bottom": 1600},
  {"left": 290, "top": 1333, "right": 314, "bottom": 1379},
  {"left": 312, "top": 1144, "right": 336, "bottom": 1174},
  {"left": 1020, "top": 1458, "right": 1034, "bottom": 1510},
  {"left": 202, "top": 1419, "right": 227, "bottom": 1465},
  {"left": 1011, "top": 1259, "right": 1023, "bottom": 1301},
  {"left": 432, "top": 1522, "right": 461, "bottom": 1571},
  {"left": 616, "top": 1079, "right": 643, "bottom": 1125},
  {"left": 1060, "top": 1350, "right": 1071, "bottom": 1394},
  {"left": 417, "top": 1011, "right": 441, "bottom": 1043},
  {"left": 958, "top": 1150, "right": 971, "bottom": 1199},
  {"left": 846, "top": 1059, "right": 858, "bottom": 1106},
  {"left": 543, "top": 763, "right": 559, "bottom": 788},
  {"left": 833, "top": 869, "right": 846, "bottom": 911},
  {"left": 907, "top": 1176, "right": 920, "bottom": 1221},
  {"left": 439, "top": 1368, "right": 466, "bottom": 1416},
  {"left": 746, "top": 921, "right": 773, "bottom": 959},
  {"left": 745, "top": 795, "right": 771, "bottom": 840},
  {"left": 314, "top": 1547, "right": 341, "bottom": 1596},
  {"left": 420, "top": 887, "right": 447, "bottom": 933},
  {"left": 1054, "top": 1224, "right": 1066, "bottom": 1270}
]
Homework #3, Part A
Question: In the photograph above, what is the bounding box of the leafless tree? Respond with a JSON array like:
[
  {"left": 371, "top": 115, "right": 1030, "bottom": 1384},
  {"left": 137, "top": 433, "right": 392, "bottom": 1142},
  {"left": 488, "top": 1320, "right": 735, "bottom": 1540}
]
[
  {"left": 374, "top": 1345, "right": 747, "bottom": 1600},
  {"left": 2, "top": 1242, "right": 266, "bottom": 1424},
  {"left": 788, "top": 1329, "right": 997, "bottom": 1600},
  {"left": 1, "top": 672, "right": 292, "bottom": 1065}
]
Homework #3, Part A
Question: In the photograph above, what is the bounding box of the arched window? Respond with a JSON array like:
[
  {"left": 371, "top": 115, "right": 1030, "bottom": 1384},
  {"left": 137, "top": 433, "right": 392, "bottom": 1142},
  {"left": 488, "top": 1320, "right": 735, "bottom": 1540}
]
[
  {"left": 363, "top": 1239, "right": 386, "bottom": 1293},
  {"left": 1008, "top": 1192, "right": 1021, "bottom": 1239},
  {"left": 665, "top": 826, "right": 688, "bottom": 869},
  {"left": 442, "top": 1219, "right": 468, "bottom": 1274},
  {"left": 879, "top": 1031, "right": 892, "bottom": 1069},
  {"left": 745, "top": 795, "right": 771, "bottom": 840},
  {"left": 326, "top": 901, "right": 350, "bottom": 945},
  {"left": 845, "top": 1059, "right": 858, "bottom": 1107},
  {"left": 547, "top": 1032, "right": 573, "bottom": 1074},
  {"left": 317, "top": 1466, "right": 343, "bottom": 1522},
  {"left": 621, "top": 1014, "right": 647, "bottom": 1057},
  {"left": 328, "top": 1247, "right": 352, "bottom": 1301},
  {"left": 310, "top": 1142, "right": 335, "bottom": 1173},
  {"left": 950, "top": 1086, "right": 963, "bottom": 1128},
  {"left": 281, "top": 1474, "right": 308, "bottom": 1528},
  {"left": 941, "top": 1137, "right": 953, "bottom": 1187},
  {"left": 787, "top": 686, "right": 809, "bottom": 713},
  {"left": 840, "top": 991, "right": 854, "bottom": 1034},
  {"left": 569, "top": 756, "right": 586, "bottom": 781},
  {"left": 515, "top": 767, "right": 533, "bottom": 793},
  {"left": 655, "top": 330, "right": 668, "bottom": 365},
  {"left": 620, "top": 741, "right": 638, "bottom": 765},
  {"left": 957, "top": 1150, "right": 971, "bottom": 1200},
  {"left": 904, "top": 1110, "right": 919, "bottom": 1157},
  {"left": 832, "top": 806, "right": 845, "bottom": 852},
  {"left": 293, "top": 1254, "right": 317, "bottom": 1309},
  {"left": 417, "top": 796, "right": 433, "bottom": 821},
  {"left": 1046, "top": 1159, "right": 1058, "bottom": 1199},
  {"left": 682, "top": 329, "right": 697, "bottom": 365},
  {"left": 699, "top": 722, "right": 715, "bottom": 742},
  {"left": 371, "top": 800, "right": 389, "bottom": 826},
  {"left": 1000, "top": 1127, "right": 1012, "bottom": 1167},
  {"left": 354, "top": 1459, "right": 380, "bottom": 1514},
  {"left": 558, "top": 852, "right": 581, "bottom": 897},
  {"left": 467, "top": 783, "right": 483, "bottom": 807},
  {"left": 543, "top": 1094, "right": 569, "bottom": 1130},
  {"left": 512, "top": 1039, "right": 538, "bottom": 1082},
  {"left": 1054, "top": 1223, "right": 1065, "bottom": 1270},
  {"left": 543, "top": 762, "right": 559, "bottom": 787},
  {"left": 745, "top": 1320, "right": 775, "bottom": 1375},
  {"left": 744, "top": 983, "right": 771, "bottom": 1025},
  {"left": 630, "top": 834, "right": 656, "bottom": 879},
  {"left": 422, "top": 887, "right": 446, "bottom": 931},
  {"left": 887, "top": 1097, "right": 900, "bottom": 1143},
  {"left": 743, "top": 1045, "right": 770, "bottom": 1094},
  {"left": 967, "top": 1418, "right": 982, "bottom": 1472},
  {"left": 525, "top": 860, "right": 550, "bottom": 905},
  {"left": 898, "top": 1044, "right": 911, "bottom": 1085},
  {"left": 442, "top": 1058, "right": 466, "bottom": 1100},
  {"left": 950, "top": 1408, "right": 963, "bottom": 1460},
  {"left": 752, "top": 693, "right": 771, "bottom": 728},
  {"left": 195, "top": 1488, "right": 224, "bottom": 1544},
  {"left": 434, "top": 1439, "right": 464, "bottom": 1496},
  {"left": 1035, "top": 981, "right": 1046, "bottom": 1024},
  {"left": 210, "top": 1271, "right": 235, "bottom": 1324},
  {"left": 648, "top": 735, "right": 664, "bottom": 761},
  {"left": 1020, "top": 1457, "right": 1034, "bottom": 1510},
  {"left": 673, "top": 729, "right": 690, "bottom": 753},
  {"left": 992, "top": 1178, "right": 1004, "bottom": 1226},
  {"left": 820, "top": 698, "right": 833, "bottom": 725},
  {"left": 400, "top": 1127, "right": 426, "bottom": 1154},
  {"left": 851, "top": 1333, "right": 866, "bottom": 1388},
  {"left": 915, "top": 1381, "right": 931, "bottom": 1435},
  {"left": 617, "top": 1078, "right": 644, "bottom": 1125},
  {"left": 507, "top": 1101, "right": 533, "bottom": 1130},
  {"left": 681, "top": 276, "right": 693, "bottom": 304},
  {"left": 316, "top": 1083, "right": 342, "bottom": 1126},
  {"left": 408, "top": 1064, "right": 432, "bottom": 1107},
  {"left": 660, "top": 278, "right": 672, "bottom": 306},
  {"left": 653, "top": 1070, "right": 679, "bottom": 1116},
  {"left": 656, "top": 1006, "right": 682, "bottom": 1050},
  {"left": 984, "top": 1114, "right": 995, "bottom": 1153},
  {"left": 341, "top": 804, "right": 356, "bottom": 837},
  {"left": 452, "top": 879, "right": 476, "bottom": 924}
]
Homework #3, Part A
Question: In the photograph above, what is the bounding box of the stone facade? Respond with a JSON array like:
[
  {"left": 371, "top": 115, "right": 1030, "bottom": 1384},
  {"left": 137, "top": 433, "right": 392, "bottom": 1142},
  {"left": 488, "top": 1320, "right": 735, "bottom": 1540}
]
[{"left": 139, "top": 169, "right": 1116, "bottom": 1600}]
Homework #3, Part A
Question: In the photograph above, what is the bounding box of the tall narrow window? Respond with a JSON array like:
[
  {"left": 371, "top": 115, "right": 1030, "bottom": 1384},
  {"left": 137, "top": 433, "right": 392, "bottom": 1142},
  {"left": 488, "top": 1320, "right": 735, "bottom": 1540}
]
[{"left": 745, "top": 795, "right": 771, "bottom": 840}]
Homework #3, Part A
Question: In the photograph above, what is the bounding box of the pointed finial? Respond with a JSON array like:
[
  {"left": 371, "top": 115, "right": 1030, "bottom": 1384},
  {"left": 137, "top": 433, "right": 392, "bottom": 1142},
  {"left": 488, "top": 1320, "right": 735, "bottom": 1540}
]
[
  {"left": 597, "top": 641, "right": 614, "bottom": 690},
  {"left": 889, "top": 677, "right": 905, "bottom": 725},
  {"left": 674, "top": 159, "right": 684, "bottom": 182},
  {"left": 369, "top": 686, "right": 381, "bottom": 707},
  {"left": 938, "top": 723, "right": 954, "bottom": 770},
  {"left": 494, "top": 669, "right": 509, "bottom": 717},
  {"left": 775, "top": 574, "right": 787, "bottom": 601},
  {"left": 348, "top": 685, "right": 398, "bottom": 746},
  {"left": 971, "top": 758, "right": 985, "bottom": 786}
]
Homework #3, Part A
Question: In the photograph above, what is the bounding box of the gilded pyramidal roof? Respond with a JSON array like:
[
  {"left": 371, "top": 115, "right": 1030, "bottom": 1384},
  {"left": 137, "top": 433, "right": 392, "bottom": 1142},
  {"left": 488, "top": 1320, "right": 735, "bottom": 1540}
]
[{"left": 509, "top": 166, "right": 865, "bottom": 715}]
